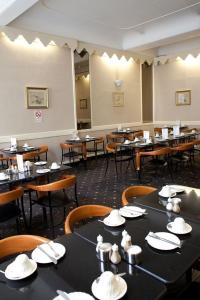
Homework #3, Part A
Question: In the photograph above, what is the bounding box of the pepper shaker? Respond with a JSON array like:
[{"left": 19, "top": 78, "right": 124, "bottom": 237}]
[
  {"left": 96, "top": 234, "right": 103, "bottom": 253},
  {"left": 110, "top": 244, "right": 121, "bottom": 264}
]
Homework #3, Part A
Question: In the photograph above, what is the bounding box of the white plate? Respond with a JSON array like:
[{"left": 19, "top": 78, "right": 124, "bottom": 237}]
[
  {"left": 54, "top": 292, "right": 95, "bottom": 300},
  {"left": 4, "top": 148, "right": 11, "bottom": 151},
  {"left": 168, "top": 185, "right": 185, "bottom": 193},
  {"left": 119, "top": 206, "right": 145, "bottom": 218},
  {"left": 103, "top": 216, "right": 126, "bottom": 227},
  {"left": 36, "top": 168, "right": 50, "bottom": 174},
  {"left": 31, "top": 242, "right": 66, "bottom": 264},
  {"left": 0, "top": 174, "right": 9, "bottom": 181},
  {"left": 146, "top": 232, "right": 181, "bottom": 250},
  {"left": 34, "top": 161, "right": 47, "bottom": 166},
  {"left": 158, "top": 191, "right": 176, "bottom": 198},
  {"left": 5, "top": 259, "right": 37, "bottom": 280},
  {"left": 26, "top": 146, "right": 35, "bottom": 149},
  {"left": 91, "top": 276, "right": 127, "bottom": 300},
  {"left": 167, "top": 222, "right": 192, "bottom": 235}
]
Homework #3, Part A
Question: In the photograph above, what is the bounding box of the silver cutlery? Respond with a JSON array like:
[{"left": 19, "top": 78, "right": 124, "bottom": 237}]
[
  {"left": 147, "top": 232, "right": 182, "bottom": 248},
  {"left": 122, "top": 207, "right": 148, "bottom": 215},
  {"left": 47, "top": 241, "right": 59, "bottom": 257},
  {"left": 56, "top": 289, "right": 70, "bottom": 300},
  {"left": 37, "top": 245, "right": 57, "bottom": 264}
]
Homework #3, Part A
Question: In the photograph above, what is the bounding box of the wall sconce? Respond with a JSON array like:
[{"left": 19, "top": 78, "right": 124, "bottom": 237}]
[{"left": 114, "top": 79, "right": 123, "bottom": 88}]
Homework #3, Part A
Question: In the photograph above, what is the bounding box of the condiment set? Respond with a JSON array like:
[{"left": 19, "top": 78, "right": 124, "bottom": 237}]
[
  {"left": 96, "top": 231, "right": 142, "bottom": 266},
  {"left": 166, "top": 197, "right": 181, "bottom": 213}
]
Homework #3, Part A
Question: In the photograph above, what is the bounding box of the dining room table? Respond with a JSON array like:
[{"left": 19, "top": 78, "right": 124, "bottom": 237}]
[
  {"left": 0, "top": 233, "right": 167, "bottom": 300},
  {"left": 65, "top": 137, "right": 97, "bottom": 160},
  {"left": 1, "top": 146, "right": 40, "bottom": 156}
]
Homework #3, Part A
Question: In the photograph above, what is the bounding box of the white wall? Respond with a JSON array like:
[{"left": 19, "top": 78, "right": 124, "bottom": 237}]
[
  {"left": 90, "top": 54, "right": 141, "bottom": 127},
  {"left": 0, "top": 35, "right": 75, "bottom": 136},
  {"left": 154, "top": 58, "right": 200, "bottom": 124}
]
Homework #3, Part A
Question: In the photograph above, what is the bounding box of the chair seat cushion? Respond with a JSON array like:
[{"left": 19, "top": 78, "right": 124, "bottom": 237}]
[{"left": 0, "top": 203, "right": 21, "bottom": 222}]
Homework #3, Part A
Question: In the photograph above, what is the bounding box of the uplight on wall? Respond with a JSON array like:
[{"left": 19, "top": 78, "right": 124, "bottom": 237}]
[
  {"left": 101, "top": 52, "right": 134, "bottom": 69},
  {"left": 176, "top": 54, "right": 200, "bottom": 65}
]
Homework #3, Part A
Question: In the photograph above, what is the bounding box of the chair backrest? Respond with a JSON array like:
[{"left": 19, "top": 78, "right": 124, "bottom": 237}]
[
  {"left": 171, "top": 142, "right": 194, "bottom": 152},
  {"left": 136, "top": 147, "right": 172, "bottom": 170},
  {"left": 106, "top": 134, "right": 124, "bottom": 143},
  {"left": 122, "top": 185, "right": 157, "bottom": 206},
  {"left": 23, "top": 151, "right": 38, "bottom": 161},
  {"left": 0, "top": 186, "right": 23, "bottom": 206},
  {"left": 38, "top": 145, "right": 48, "bottom": 154},
  {"left": 0, "top": 234, "right": 49, "bottom": 259},
  {"left": 154, "top": 127, "right": 162, "bottom": 134},
  {"left": 64, "top": 204, "right": 112, "bottom": 234},
  {"left": 26, "top": 175, "right": 76, "bottom": 192},
  {"left": 133, "top": 130, "right": 143, "bottom": 138},
  {"left": 60, "top": 143, "right": 82, "bottom": 150},
  {"left": 106, "top": 142, "right": 118, "bottom": 153}
]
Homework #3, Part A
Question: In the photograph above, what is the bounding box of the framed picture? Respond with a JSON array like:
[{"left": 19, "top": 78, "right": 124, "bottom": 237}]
[
  {"left": 112, "top": 92, "right": 124, "bottom": 107},
  {"left": 80, "top": 98, "right": 87, "bottom": 109},
  {"left": 26, "top": 87, "right": 48, "bottom": 109},
  {"left": 175, "top": 90, "right": 191, "bottom": 106}
]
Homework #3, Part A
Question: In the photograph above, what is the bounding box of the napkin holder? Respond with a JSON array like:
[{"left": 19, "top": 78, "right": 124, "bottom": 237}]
[{"left": 16, "top": 154, "right": 24, "bottom": 173}]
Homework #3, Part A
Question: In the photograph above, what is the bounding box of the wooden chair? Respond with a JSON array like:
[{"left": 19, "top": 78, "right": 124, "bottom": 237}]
[
  {"left": 10, "top": 151, "right": 38, "bottom": 164},
  {"left": 0, "top": 154, "right": 9, "bottom": 169},
  {"left": 0, "top": 234, "right": 49, "bottom": 260},
  {"left": 37, "top": 144, "right": 48, "bottom": 161},
  {"left": 122, "top": 185, "right": 157, "bottom": 206},
  {"left": 64, "top": 204, "right": 112, "bottom": 234},
  {"left": 86, "top": 137, "right": 105, "bottom": 160},
  {"left": 105, "top": 142, "right": 134, "bottom": 177},
  {"left": 0, "top": 187, "right": 27, "bottom": 233},
  {"left": 26, "top": 175, "right": 78, "bottom": 237},
  {"left": 106, "top": 133, "right": 125, "bottom": 143},
  {"left": 136, "top": 147, "right": 172, "bottom": 181},
  {"left": 170, "top": 142, "right": 194, "bottom": 169},
  {"left": 154, "top": 127, "right": 162, "bottom": 135},
  {"left": 60, "top": 143, "right": 83, "bottom": 165}
]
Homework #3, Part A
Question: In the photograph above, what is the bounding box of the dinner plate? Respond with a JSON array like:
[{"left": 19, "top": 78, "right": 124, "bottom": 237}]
[
  {"left": 3, "top": 148, "right": 11, "bottom": 151},
  {"left": 91, "top": 276, "right": 127, "bottom": 300},
  {"left": 5, "top": 259, "right": 37, "bottom": 280},
  {"left": 31, "top": 242, "right": 66, "bottom": 264},
  {"left": 158, "top": 191, "right": 176, "bottom": 198},
  {"left": 36, "top": 168, "right": 50, "bottom": 174},
  {"left": 119, "top": 206, "right": 145, "bottom": 218},
  {"left": 34, "top": 161, "right": 47, "bottom": 166},
  {"left": 0, "top": 174, "right": 9, "bottom": 181},
  {"left": 145, "top": 232, "right": 181, "bottom": 250},
  {"left": 103, "top": 216, "right": 126, "bottom": 227},
  {"left": 168, "top": 185, "right": 185, "bottom": 193},
  {"left": 54, "top": 292, "right": 95, "bottom": 300},
  {"left": 167, "top": 222, "right": 192, "bottom": 235}
]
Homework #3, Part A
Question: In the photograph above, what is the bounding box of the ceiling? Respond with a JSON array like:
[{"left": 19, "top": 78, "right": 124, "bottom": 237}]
[{"left": 1, "top": 0, "right": 200, "bottom": 55}]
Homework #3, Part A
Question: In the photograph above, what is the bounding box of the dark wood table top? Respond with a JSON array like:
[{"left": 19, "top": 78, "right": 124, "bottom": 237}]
[
  {"left": 0, "top": 165, "right": 71, "bottom": 187},
  {"left": 1, "top": 146, "right": 40, "bottom": 156},
  {"left": 135, "top": 189, "right": 200, "bottom": 224},
  {"left": 65, "top": 137, "right": 97, "bottom": 144},
  {"left": 0, "top": 234, "right": 166, "bottom": 300},
  {"left": 74, "top": 207, "right": 200, "bottom": 284}
]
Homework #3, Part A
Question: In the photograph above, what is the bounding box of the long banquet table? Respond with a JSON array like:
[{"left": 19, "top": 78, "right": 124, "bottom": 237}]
[{"left": 0, "top": 234, "right": 166, "bottom": 300}]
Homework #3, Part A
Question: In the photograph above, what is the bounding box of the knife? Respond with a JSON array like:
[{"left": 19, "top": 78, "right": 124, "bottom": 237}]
[
  {"left": 122, "top": 207, "right": 148, "bottom": 215},
  {"left": 37, "top": 245, "right": 57, "bottom": 264},
  {"left": 56, "top": 289, "right": 70, "bottom": 300},
  {"left": 147, "top": 232, "right": 181, "bottom": 248}
]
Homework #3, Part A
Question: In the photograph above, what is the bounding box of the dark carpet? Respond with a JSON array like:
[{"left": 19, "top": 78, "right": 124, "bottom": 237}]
[{"left": 1, "top": 153, "right": 200, "bottom": 239}]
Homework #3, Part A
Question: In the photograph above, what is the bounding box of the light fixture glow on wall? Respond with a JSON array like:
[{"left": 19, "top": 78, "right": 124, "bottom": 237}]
[{"left": 114, "top": 79, "right": 123, "bottom": 87}]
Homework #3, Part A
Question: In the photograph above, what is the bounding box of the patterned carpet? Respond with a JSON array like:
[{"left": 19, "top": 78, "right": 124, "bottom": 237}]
[{"left": 1, "top": 152, "right": 200, "bottom": 239}]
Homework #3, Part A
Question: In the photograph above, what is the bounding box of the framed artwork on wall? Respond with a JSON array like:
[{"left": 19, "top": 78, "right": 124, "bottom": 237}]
[
  {"left": 80, "top": 98, "right": 87, "bottom": 109},
  {"left": 175, "top": 90, "right": 191, "bottom": 106},
  {"left": 112, "top": 92, "right": 124, "bottom": 107},
  {"left": 26, "top": 87, "right": 48, "bottom": 109}
]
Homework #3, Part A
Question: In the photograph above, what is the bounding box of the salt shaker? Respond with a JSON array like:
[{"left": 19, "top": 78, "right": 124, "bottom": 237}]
[
  {"left": 121, "top": 230, "right": 128, "bottom": 248},
  {"left": 96, "top": 234, "right": 103, "bottom": 253},
  {"left": 123, "top": 234, "right": 132, "bottom": 252},
  {"left": 110, "top": 244, "right": 121, "bottom": 264},
  {"left": 173, "top": 203, "right": 180, "bottom": 213}
]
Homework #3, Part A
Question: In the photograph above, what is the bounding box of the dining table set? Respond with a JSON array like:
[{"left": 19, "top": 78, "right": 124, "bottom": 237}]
[{"left": 1, "top": 184, "right": 200, "bottom": 299}]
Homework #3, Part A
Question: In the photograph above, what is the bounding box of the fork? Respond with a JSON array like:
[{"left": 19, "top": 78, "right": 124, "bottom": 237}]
[
  {"left": 47, "top": 241, "right": 59, "bottom": 257},
  {"left": 147, "top": 232, "right": 182, "bottom": 248}
]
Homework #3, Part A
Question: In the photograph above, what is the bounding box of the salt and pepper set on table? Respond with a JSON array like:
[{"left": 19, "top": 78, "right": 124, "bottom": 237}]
[{"left": 96, "top": 230, "right": 142, "bottom": 270}]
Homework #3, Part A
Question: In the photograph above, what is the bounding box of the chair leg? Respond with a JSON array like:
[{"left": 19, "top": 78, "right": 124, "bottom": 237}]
[
  {"left": 74, "top": 183, "right": 79, "bottom": 207},
  {"left": 49, "top": 206, "right": 55, "bottom": 239},
  {"left": 20, "top": 195, "right": 28, "bottom": 231},
  {"left": 105, "top": 154, "right": 110, "bottom": 175}
]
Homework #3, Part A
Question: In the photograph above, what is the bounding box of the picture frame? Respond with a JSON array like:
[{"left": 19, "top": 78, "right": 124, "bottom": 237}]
[
  {"left": 175, "top": 90, "right": 191, "bottom": 106},
  {"left": 80, "top": 98, "right": 87, "bottom": 109},
  {"left": 26, "top": 87, "right": 48, "bottom": 109},
  {"left": 112, "top": 92, "right": 124, "bottom": 107}
]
